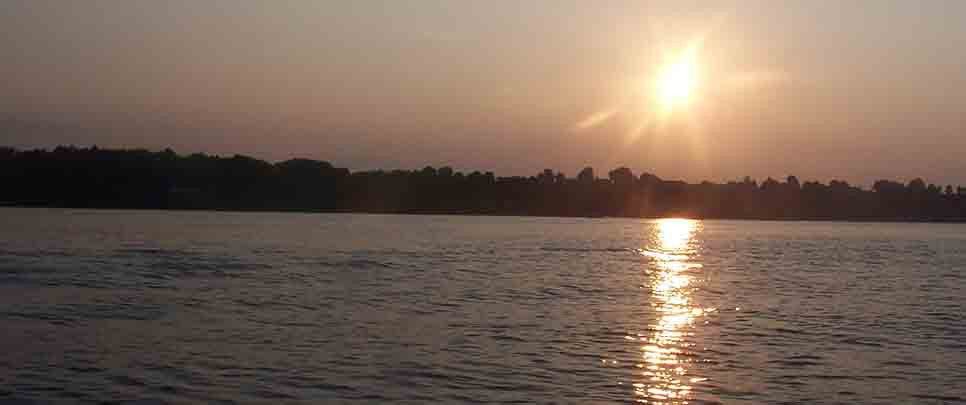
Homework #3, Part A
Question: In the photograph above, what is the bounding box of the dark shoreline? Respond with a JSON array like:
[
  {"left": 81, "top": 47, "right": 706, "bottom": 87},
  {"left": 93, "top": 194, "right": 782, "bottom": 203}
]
[
  {"left": 4, "top": 146, "right": 965, "bottom": 223},
  {"left": 5, "top": 205, "right": 965, "bottom": 225}
]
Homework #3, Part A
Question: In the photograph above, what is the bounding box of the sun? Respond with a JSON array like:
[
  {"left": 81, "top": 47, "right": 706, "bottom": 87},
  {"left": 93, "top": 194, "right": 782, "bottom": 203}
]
[
  {"left": 657, "top": 59, "right": 696, "bottom": 107},
  {"left": 654, "top": 46, "right": 700, "bottom": 113},
  {"left": 572, "top": 34, "right": 712, "bottom": 143}
]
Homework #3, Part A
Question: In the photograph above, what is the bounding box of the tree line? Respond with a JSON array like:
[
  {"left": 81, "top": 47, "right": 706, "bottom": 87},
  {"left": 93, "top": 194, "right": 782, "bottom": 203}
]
[{"left": 2, "top": 145, "right": 965, "bottom": 221}]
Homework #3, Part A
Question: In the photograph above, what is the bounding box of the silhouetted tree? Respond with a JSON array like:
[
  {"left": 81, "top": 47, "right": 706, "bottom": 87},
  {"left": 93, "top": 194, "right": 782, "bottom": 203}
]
[
  {"left": 908, "top": 178, "right": 927, "bottom": 193},
  {"left": 2, "top": 145, "right": 964, "bottom": 221},
  {"left": 577, "top": 167, "right": 595, "bottom": 184},
  {"left": 538, "top": 169, "right": 555, "bottom": 184},
  {"left": 761, "top": 177, "right": 780, "bottom": 191},
  {"left": 608, "top": 167, "right": 635, "bottom": 188}
]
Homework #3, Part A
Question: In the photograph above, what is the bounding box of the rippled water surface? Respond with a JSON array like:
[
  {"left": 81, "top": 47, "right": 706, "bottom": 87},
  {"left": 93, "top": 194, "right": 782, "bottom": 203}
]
[{"left": 1, "top": 208, "right": 965, "bottom": 404}]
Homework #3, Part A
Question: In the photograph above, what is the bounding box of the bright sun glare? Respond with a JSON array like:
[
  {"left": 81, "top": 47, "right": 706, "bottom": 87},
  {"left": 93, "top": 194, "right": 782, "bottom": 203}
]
[
  {"left": 573, "top": 36, "right": 708, "bottom": 143},
  {"left": 654, "top": 47, "right": 699, "bottom": 113}
]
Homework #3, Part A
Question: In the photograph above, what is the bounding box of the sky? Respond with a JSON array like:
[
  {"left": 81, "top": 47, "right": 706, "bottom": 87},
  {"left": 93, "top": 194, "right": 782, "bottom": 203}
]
[{"left": 1, "top": 0, "right": 965, "bottom": 186}]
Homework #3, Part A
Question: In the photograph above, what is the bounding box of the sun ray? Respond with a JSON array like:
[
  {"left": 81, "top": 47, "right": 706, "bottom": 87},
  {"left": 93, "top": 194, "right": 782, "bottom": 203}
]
[{"left": 574, "top": 108, "right": 619, "bottom": 131}]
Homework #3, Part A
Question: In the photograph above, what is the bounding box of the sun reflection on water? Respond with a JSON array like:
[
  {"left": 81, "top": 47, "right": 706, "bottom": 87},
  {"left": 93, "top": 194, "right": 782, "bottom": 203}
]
[{"left": 632, "top": 218, "right": 714, "bottom": 404}]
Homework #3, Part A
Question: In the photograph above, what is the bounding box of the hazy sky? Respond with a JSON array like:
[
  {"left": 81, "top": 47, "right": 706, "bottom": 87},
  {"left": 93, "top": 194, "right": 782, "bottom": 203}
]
[{"left": 2, "top": 1, "right": 965, "bottom": 186}]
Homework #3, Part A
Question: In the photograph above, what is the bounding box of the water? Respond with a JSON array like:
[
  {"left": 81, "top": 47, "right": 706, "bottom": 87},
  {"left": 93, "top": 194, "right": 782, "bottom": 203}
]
[{"left": 1, "top": 208, "right": 964, "bottom": 404}]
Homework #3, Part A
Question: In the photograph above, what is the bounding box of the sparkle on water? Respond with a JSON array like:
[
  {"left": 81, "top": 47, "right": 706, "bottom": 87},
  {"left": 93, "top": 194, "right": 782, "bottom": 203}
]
[
  {"left": 3, "top": 209, "right": 966, "bottom": 403},
  {"left": 634, "top": 218, "right": 714, "bottom": 403}
]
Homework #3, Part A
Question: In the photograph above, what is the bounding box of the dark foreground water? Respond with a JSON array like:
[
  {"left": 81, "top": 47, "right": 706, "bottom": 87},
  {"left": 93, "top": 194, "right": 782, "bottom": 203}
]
[{"left": 1, "top": 208, "right": 964, "bottom": 404}]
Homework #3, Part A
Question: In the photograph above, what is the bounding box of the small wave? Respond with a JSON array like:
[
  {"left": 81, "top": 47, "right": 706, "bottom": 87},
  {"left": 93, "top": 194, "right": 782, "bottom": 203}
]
[
  {"left": 879, "top": 360, "right": 918, "bottom": 367},
  {"left": 2, "top": 301, "right": 167, "bottom": 323},
  {"left": 911, "top": 394, "right": 966, "bottom": 402},
  {"left": 540, "top": 247, "right": 629, "bottom": 253},
  {"left": 0, "top": 248, "right": 76, "bottom": 259},
  {"left": 768, "top": 359, "right": 823, "bottom": 367},
  {"left": 115, "top": 247, "right": 196, "bottom": 256},
  {"left": 839, "top": 337, "right": 884, "bottom": 347},
  {"left": 310, "top": 259, "right": 395, "bottom": 269},
  {"left": 636, "top": 249, "right": 691, "bottom": 261}
]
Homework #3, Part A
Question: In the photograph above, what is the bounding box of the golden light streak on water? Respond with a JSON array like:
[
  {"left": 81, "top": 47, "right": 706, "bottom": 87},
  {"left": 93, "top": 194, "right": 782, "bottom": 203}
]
[{"left": 633, "top": 218, "right": 714, "bottom": 404}]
